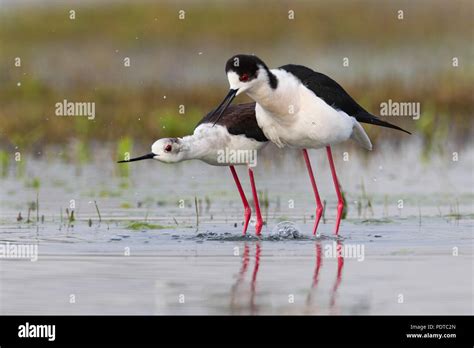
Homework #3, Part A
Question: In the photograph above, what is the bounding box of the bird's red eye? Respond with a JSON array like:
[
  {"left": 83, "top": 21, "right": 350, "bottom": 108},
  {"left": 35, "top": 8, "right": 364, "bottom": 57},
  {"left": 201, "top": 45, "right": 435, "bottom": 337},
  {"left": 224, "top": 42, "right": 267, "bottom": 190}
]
[
  {"left": 239, "top": 73, "right": 249, "bottom": 82},
  {"left": 164, "top": 144, "right": 172, "bottom": 152}
]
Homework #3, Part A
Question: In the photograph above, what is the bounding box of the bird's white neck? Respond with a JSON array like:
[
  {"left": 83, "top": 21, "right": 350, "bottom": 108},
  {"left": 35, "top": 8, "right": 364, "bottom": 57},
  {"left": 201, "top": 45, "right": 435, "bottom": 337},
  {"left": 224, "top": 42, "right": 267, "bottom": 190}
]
[
  {"left": 180, "top": 125, "right": 230, "bottom": 162},
  {"left": 177, "top": 134, "right": 207, "bottom": 162},
  {"left": 247, "top": 69, "right": 300, "bottom": 117}
]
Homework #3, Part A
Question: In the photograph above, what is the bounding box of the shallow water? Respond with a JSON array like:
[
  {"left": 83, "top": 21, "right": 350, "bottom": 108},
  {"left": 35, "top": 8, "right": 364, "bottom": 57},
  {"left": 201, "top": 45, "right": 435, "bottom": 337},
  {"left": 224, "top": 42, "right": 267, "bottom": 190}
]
[
  {"left": 0, "top": 142, "right": 473, "bottom": 315},
  {"left": 0, "top": 217, "right": 472, "bottom": 315}
]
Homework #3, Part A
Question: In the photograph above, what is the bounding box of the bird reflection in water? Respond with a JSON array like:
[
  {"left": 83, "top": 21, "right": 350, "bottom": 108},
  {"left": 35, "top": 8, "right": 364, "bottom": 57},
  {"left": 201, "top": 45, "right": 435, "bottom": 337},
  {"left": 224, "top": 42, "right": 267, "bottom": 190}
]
[
  {"left": 306, "top": 242, "right": 323, "bottom": 311},
  {"left": 329, "top": 240, "right": 344, "bottom": 314},
  {"left": 306, "top": 240, "right": 344, "bottom": 314},
  {"left": 230, "top": 242, "right": 261, "bottom": 314}
]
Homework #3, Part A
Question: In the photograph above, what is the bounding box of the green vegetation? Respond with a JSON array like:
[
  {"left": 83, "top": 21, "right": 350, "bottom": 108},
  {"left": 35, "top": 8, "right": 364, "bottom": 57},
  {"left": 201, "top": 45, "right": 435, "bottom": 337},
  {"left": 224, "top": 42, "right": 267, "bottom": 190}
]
[
  {"left": 358, "top": 218, "right": 393, "bottom": 225},
  {"left": 94, "top": 200, "right": 102, "bottom": 223},
  {"left": 126, "top": 221, "right": 170, "bottom": 230},
  {"left": 98, "top": 189, "right": 122, "bottom": 198},
  {"left": 26, "top": 177, "right": 41, "bottom": 190},
  {"left": 0, "top": 150, "right": 9, "bottom": 177},
  {"left": 1, "top": 1, "right": 471, "bottom": 49},
  {"left": 116, "top": 137, "right": 133, "bottom": 177},
  {"left": 340, "top": 190, "right": 347, "bottom": 220},
  {"left": 0, "top": 0, "right": 472, "bottom": 157},
  {"left": 357, "top": 179, "right": 374, "bottom": 219}
]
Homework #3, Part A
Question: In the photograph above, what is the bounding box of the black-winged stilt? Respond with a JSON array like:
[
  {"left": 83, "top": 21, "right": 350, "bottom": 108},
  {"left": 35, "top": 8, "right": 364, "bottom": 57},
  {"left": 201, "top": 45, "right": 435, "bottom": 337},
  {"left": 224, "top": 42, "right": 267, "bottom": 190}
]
[
  {"left": 118, "top": 102, "right": 268, "bottom": 235},
  {"left": 211, "top": 54, "right": 410, "bottom": 236}
]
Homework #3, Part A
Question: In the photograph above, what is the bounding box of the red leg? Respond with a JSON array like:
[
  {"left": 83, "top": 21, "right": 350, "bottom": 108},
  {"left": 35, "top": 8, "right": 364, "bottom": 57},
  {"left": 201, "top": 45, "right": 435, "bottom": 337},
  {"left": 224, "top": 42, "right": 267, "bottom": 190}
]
[
  {"left": 302, "top": 149, "right": 323, "bottom": 235},
  {"left": 248, "top": 167, "right": 263, "bottom": 236},
  {"left": 229, "top": 166, "right": 251, "bottom": 235},
  {"left": 326, "top": 146, "right": 344, "bottom": 235}
]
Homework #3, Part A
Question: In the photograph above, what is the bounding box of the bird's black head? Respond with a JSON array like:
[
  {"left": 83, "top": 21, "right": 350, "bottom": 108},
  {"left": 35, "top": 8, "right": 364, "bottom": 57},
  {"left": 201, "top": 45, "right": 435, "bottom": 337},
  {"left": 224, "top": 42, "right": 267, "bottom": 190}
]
[
  {"left": 210, "top": 54, "right": 277, "bottom": 126},
  {"left": 225, "top": 54, "right": 269, "bottom": 83}
]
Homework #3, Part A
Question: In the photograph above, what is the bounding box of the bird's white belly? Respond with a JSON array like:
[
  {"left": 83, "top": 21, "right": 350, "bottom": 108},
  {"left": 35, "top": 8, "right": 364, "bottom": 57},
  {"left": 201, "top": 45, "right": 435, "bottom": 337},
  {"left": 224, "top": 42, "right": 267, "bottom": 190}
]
[{"left": 255, "top": 84, "right": 354, "bottom": 149}]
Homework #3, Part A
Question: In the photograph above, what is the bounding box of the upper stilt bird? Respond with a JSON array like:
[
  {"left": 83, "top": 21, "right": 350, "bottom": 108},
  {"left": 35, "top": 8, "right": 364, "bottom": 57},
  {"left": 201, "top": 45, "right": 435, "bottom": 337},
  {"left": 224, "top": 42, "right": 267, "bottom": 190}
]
[
  {"left": 118, "top": 102, "right": 268, "bottom": 235},
  {"left": 211, "top": 54, "right": 410, "bottom": 236}
]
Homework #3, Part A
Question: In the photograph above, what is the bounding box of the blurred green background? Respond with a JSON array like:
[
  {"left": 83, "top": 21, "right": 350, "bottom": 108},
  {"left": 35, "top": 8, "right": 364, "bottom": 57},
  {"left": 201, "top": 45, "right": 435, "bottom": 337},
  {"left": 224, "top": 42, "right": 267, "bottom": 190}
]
[{"left": 0, "top": 0, "right": 473, "bottom": 157}]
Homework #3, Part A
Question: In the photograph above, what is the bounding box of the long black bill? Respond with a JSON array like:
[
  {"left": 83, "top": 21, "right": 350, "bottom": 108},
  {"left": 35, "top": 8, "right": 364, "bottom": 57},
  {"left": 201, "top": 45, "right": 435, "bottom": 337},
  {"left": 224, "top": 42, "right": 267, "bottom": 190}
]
[
  {"left": 117, "top": 153, "right": 155, "bottom": 163},
  {"left": 211, "top": 89, "right": 238, "bottom": 126}
]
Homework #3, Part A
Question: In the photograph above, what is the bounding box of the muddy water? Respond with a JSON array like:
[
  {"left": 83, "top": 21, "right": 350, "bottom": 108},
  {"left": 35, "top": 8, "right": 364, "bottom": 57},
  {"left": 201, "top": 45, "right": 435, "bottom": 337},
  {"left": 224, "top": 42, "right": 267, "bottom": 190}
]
[{"left": 0, "top": 141, "right": 473, "bottom": 314}]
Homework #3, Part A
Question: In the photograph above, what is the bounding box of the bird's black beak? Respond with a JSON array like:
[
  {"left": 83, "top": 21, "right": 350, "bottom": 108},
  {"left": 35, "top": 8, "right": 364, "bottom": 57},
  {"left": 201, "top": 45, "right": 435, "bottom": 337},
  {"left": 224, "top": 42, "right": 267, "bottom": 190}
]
[
  {"left": 117, "top": 153, "right": 155, "bottom": 163},
  {"left": 212, "top": 88, "right": 238, "bottom": 126}
]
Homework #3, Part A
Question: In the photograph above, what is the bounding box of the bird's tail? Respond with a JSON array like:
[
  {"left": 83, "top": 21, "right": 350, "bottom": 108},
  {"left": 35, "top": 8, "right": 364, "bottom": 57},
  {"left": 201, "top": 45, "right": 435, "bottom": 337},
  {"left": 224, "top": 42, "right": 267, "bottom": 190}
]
[
  {"left": 351, "top": 119, "right": 373, "bottom": 150},
  {"left": 355, "top": 112, "right": 411, "bottom": 134}
]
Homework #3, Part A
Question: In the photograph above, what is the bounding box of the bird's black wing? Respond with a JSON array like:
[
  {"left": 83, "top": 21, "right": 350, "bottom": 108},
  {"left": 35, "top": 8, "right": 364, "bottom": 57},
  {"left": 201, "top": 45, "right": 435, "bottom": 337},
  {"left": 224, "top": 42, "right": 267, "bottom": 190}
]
[
  {"left": 279, "top": 64, "right": 410, "bottom": 134},
  {"left": 197, "top": 102, "right": 268, "bottom": 142}
]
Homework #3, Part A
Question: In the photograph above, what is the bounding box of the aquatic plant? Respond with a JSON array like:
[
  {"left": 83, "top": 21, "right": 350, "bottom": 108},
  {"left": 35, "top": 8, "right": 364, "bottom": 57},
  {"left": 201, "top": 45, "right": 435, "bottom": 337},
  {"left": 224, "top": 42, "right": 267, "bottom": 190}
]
[
  {"left": 116, "top": 137, "right": 133, "bottom": 177},
  {"left": 94, "top": 200, "right": 102, "bottom": 222},
  {"left": 194, "top": 196, "right": 199, "bottom": 230},
  {"left": 126, "top": 221, "right": 169, "bottom": 230},
  {"left": 26, "top": 177, "right": 40, "bottom": 189},
  {"left": 0, "top": 150, "right": 9, "bottom": 177},
  {"left": 340, "top": 189, "right": 347, "bottom": 219}
]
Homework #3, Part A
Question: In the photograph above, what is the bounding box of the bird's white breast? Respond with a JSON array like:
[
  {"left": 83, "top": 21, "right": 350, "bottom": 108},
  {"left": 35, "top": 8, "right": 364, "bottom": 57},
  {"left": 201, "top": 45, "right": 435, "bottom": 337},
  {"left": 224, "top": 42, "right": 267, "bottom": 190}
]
[{"left": 253, "top": 69, "right": 354, "bottom": 149}]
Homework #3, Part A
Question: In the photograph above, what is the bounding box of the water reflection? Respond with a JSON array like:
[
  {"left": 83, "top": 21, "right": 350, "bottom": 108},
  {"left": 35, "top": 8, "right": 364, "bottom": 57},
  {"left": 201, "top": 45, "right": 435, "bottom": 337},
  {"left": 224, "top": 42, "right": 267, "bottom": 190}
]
[
  {"left": 230, "top": 242, "right": 261, "bottom": 314},
  {"left": 230, "top": 240, "right": 344, "bottom": 315},
  {"left": 250, "top": 243, "right": 261, "bottom": 314},
  {"left": 306, "top": 241, "right": 345, "bottom": 314},
  {"left": 329, "top": 241, "right": 345, "bottom": 314},
  {"left": 305, "top": 243, "right": 323, "bottom": 310}
]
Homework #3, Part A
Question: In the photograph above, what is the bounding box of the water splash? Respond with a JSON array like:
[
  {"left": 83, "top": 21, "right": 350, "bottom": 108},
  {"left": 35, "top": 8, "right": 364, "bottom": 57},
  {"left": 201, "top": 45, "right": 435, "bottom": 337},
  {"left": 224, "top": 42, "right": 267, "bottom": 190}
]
[{"left": 269, "top": 221, "right": 304, "bottom": 240}]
